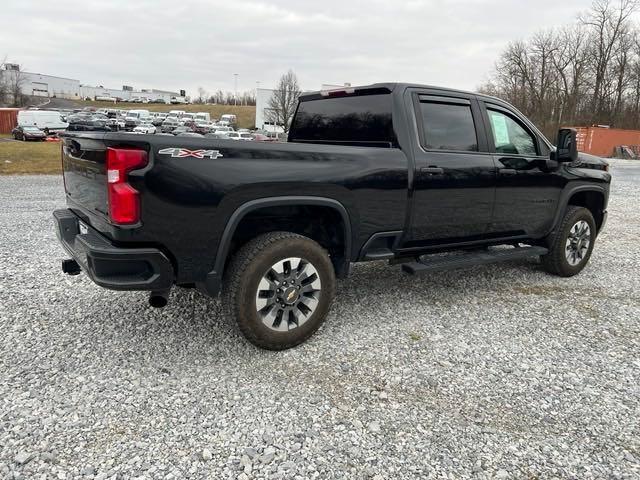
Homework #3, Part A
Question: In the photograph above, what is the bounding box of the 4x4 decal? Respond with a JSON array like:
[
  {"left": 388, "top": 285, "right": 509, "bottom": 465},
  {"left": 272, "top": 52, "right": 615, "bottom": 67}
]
[{"left": 158, "top": 148, "right": 223, "bottom": 159}]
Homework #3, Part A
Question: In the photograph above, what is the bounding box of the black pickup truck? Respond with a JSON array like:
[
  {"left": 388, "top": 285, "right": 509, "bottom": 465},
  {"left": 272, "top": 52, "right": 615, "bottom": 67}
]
[{"left": 54, "top": 83, "right": 611, "bottom": 350}]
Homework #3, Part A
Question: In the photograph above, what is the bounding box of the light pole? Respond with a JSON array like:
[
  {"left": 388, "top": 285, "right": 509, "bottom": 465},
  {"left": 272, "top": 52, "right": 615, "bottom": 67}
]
[{"left": 234, "top": 73, "right": 238, "bottom": 107}]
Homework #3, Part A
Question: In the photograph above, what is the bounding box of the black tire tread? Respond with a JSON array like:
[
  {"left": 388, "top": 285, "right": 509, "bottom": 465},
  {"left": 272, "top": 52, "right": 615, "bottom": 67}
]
[
  {"left": 542, "top": 206, "right": 595, "bottom": 277},
  {"left": 222, "top": 231, "right": 335, "bottom": 350}
]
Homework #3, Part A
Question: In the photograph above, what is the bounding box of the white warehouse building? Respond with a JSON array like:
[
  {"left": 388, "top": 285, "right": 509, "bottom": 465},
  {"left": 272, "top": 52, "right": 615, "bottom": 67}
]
[
  {"left": 1, "top": 69, "right": 81, "bottom": 99},
  {"left": 0, "top": 65, "right": 183, "bottom": 104}
]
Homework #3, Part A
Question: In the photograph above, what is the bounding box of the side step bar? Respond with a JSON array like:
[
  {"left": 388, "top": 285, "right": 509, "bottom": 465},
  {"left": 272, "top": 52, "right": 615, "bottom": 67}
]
[{"left": 401, "top": 246, "right": 549, "bottom": 275}]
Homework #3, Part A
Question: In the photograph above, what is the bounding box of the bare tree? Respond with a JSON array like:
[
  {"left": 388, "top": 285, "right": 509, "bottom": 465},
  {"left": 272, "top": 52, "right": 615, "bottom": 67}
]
[
  {"left": 552, "top": 25, "right": 590, "bottom": 127},
  {"left": 481, "top": 0, "right": 640, "bottom": 136},
  {"left": 266, "top": 70, "right": 301, "bottom": 132},
  {"left": 580, "top": 0, "right": 638, "bottom": 119},
  {"left": 2, "top": 62, "right": 28, "bottom": 107},
  {"left": 196, "top": 86, "right": 207, "bottom": 104},
  {"left": 0, "top": 55, "right": 7, "bottom": 106}
]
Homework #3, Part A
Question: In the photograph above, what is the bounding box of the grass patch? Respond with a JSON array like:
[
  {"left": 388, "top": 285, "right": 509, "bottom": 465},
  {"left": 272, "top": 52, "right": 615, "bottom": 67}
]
[
  {"left": 79, "top": 101, "right": 256, "bottom": 129},
  {"left": 0, "top": 140, "right": 61, "bottom": 175}
]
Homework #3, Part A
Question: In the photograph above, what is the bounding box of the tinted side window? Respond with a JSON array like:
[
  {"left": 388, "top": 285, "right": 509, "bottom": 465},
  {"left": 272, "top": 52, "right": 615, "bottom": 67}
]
[
  {"left": 419, "top": 101, "right": 478, "bottom": 152},
  {"left": 289, "top": 94, "right": 396, "bottom": 147},
  {"left": 487, "top": 109, "right": 537, "bottom": 156}
]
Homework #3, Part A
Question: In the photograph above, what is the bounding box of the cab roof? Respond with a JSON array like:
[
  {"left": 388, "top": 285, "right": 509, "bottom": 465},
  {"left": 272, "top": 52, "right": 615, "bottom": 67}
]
[{"left": 299, "top": 82, "right": 503, "bottom": 104}]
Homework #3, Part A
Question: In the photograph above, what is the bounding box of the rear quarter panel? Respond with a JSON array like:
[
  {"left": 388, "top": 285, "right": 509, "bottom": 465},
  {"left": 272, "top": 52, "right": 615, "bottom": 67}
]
[{"left": 63, "top": 133, "right": 409, "bottom": 284}]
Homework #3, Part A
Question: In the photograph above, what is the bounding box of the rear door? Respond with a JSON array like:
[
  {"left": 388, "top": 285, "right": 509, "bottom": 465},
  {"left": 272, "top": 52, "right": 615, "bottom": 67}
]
[
  {"left": 405, "top": 90, "right": 496, "bottom": 245},
  {"left": 479, "top": 101, "right": 564, "bottom": 238}
]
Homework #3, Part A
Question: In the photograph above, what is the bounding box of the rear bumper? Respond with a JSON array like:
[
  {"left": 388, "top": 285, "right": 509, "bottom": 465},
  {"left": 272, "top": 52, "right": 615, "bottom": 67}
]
[{"left": 53, "top": 209, "right": 174, "bottom": 291}]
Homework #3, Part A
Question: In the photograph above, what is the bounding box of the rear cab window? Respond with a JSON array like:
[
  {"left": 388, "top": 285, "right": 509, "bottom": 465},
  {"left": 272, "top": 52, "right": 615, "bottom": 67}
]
[
  {"left": 288, "top": 90, "right": 397, "bottom": 148},
  {"left": 417, "top": 99, "right": 478, "bottom": 152}
]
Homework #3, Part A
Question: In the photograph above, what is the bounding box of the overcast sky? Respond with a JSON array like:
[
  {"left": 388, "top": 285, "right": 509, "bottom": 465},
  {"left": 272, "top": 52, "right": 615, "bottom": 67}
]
[{"left": 2, "top": 0, "right": 594, "bottom": 96}]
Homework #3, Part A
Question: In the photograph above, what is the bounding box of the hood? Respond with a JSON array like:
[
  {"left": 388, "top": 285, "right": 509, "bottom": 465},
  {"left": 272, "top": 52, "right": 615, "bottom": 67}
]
[{"left": 575, "top": 152, "right": 609, "bottom": 171}]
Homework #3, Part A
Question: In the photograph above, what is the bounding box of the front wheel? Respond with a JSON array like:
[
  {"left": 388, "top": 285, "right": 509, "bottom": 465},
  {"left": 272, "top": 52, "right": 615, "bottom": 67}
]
[
  {"left": 542, "top": 206, "right": 596, "bottom": 277},
  {"left": 223, "top": 232, "right": 336, "bottom": 350}
]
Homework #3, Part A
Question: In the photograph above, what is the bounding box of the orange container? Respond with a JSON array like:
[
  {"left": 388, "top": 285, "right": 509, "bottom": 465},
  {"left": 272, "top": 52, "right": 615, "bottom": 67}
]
[
  {"left": 569, "top": 125, "right": 640, "bottom": 157},
  {"left": 0, "top": 108, "right": 19, "bottom": 134}
]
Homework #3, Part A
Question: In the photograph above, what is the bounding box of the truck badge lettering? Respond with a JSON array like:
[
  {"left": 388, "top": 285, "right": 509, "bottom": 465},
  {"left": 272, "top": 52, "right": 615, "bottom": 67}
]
[{"left": 158, "top": 148, "right": 223, "bottom": 159}]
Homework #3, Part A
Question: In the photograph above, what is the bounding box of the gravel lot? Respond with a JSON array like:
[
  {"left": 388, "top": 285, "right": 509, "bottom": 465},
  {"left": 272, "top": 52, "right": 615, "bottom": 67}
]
[{"left": 1, "top": 162, "right": 639, "bottom": 480}]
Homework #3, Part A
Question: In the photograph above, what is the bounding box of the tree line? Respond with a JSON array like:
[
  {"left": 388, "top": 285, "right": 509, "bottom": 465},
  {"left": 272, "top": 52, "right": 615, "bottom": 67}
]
[
  {"left": 480, "top": 0, "right": 640, "bottom": 139},
  {"left": 193, "top": 87, "right": 256, "bottom": 106}
]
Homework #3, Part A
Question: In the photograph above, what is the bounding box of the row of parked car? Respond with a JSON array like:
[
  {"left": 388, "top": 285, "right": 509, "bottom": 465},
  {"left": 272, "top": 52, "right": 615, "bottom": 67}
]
[{"left": 11, "top": 107, "right": 283, "bottom": 142}]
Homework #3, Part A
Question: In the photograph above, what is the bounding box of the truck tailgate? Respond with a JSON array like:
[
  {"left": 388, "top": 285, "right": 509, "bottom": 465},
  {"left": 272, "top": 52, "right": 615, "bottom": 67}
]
[{"left": 62, "top": 134, "right": 109, "bottom": 219}]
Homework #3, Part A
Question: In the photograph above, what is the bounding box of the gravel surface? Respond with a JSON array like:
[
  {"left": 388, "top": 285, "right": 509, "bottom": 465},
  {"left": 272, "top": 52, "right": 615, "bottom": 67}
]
[{"left": 1, "top": 162, "right": 639, "bottom": 479}]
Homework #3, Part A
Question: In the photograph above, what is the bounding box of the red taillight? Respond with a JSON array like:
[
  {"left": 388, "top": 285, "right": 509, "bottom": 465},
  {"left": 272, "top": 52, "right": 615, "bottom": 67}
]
[{"left": 106, "top": 147, "right": 148, "bottom": 225}]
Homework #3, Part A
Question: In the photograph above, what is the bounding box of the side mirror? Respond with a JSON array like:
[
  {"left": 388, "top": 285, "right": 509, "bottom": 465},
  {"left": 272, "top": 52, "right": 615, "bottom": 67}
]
[{"left": 555, "top": 128, "right": 578, "bottom": 162}]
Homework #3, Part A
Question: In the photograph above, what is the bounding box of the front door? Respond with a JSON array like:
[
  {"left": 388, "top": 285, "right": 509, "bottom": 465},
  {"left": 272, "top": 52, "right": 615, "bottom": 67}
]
[
  {"left": 480, "top": 102, "right": 565, "bottom": 238},
  {"left": 407, "top": 92, "right": 497, "bottom": 245}
]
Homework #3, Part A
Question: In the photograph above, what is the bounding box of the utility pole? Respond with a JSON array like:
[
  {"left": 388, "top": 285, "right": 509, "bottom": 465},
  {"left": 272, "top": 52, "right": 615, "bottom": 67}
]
[{"left": 234, "top": 73, "right": 238, "bottom": 107}]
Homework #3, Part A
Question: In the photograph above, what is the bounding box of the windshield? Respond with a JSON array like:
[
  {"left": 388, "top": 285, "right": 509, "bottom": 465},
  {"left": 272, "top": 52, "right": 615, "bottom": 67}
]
[{"left": 23, "top": 127, "right": 41, "bottom": 132}]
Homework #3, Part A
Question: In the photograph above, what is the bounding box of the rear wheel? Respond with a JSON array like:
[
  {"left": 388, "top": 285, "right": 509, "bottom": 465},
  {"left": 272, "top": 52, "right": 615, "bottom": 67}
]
[
  {"left": 223, "top": 232, "right": 336, "bottom": 350},
  {"left": 542, "top": 206, "right": 596, "bottom": 277}
]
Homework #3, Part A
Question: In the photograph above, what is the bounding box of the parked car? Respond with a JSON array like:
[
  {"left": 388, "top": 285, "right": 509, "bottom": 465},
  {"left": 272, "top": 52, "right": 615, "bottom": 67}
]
[
  {"left": 170, "top": 126, "right": 192, "bottom": 135},
  {"left": 253, "top": 133, "right": 273, "bottom": 142},
  {"left": 220, "top": 114, "right": 237, "bottom": 124},
  {"left": 105, "top": 116, "right": 125, "bottom": 131},
  {"left": 11, "top": 125, "right": 47, "bottom": 141},
  {"left": 179, "top": 113, "right": 196, "bottom": 125},
  {"left": 161, "top": 117, "right": 180, "bottom": 133},
  {"left": 205, "top": 132, "right": 230, "bottom": 139},
  {"left": 226, "top": 132, "right": 252, "bottom": 140},
  {"left": 193, "top": 122, "right": 214, "bottom": 135},
  {"left": 168, "top": 110, "right": 186, "bottom": 118},
  {"left": 194, "top": 112, "right": 211, "bottom": 123},
  {"left": 124, "top": 110, "right": 151, "bottom": 130},
  {"left": 177, "top": 132, "right": 203, "bottom": 138},
  {"left": 132, "top": 123, "right": 156, "bottom": 134},
  {"left": 151, "top": 113, "right": 168, "bottom": 126},
  {"left": 17, "top": 110, "right": 68, "bottom": 134},
  {"left": 66, "top": 113, "right": 111, "bottom": 131},
  {"left": 54, "top": 82, "right": 611, "bottom": 351}
]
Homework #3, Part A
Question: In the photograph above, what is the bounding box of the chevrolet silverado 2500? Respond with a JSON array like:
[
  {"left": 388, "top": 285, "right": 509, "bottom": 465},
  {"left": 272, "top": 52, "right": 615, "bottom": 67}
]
[{"left": 54, "top": 83, "right": 611, "bottom": 350}]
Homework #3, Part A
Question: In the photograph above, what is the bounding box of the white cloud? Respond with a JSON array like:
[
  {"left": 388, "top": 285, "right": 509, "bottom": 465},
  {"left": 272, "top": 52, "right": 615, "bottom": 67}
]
[{"left": 0, "top": 0, "right": 596, "bottom": 96}]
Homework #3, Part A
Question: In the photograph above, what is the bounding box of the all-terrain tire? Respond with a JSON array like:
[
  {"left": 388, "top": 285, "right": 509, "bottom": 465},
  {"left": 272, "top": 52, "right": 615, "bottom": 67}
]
[
  {"left": 542, "top": 206, "right": 596, "bottom": 277},
  {"left": 222, "top": 232, "right": 336, "bottom": 350}
]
